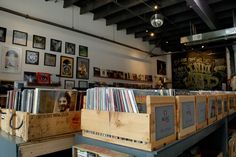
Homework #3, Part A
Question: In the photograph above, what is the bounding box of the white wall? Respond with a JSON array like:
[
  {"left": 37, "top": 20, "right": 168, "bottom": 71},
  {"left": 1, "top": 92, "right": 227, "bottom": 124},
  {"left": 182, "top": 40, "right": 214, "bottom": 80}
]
[{"left": 0, "top": 0, "right": 169, "bottom": 88}]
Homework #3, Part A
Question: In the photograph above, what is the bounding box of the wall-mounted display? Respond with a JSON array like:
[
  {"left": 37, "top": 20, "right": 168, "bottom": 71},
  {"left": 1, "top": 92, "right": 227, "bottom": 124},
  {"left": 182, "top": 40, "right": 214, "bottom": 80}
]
[
  {"left": 172, "top": 49, "right": 227, "bottom": 90},
  {"left": 50, "top": 38, "right": 62, "bottom": 52},
  {"left": 0, "top": 45, "right": 22, "bottom": 73},
  {"left": 79, "top": 45, "right": 88, "bottom": 57},
  {"left": 12, "top": 30, "right": 28, "bottom": 46},
  {"left": 0, "top": 27, "right": 7, "bottom": 42},
  {"left": 76, "top": 57, "right": 89, "bottom": 79},
  {"left": 65, "top": 42, "right": 75, "bottom": 55},
  {"left": 25, "top": 50, "right": 39, "bottom": 65},
  {"left": 157, "top": 60, "right": 166, "bottom": 75},
  {"left": 64, "top": 80, "right": 75, "bottom": 89},
  {"left": 24, "top": 71, "right": 37, "bottom": 83},
  {"left": 36, "top": 72, "right": 51, "bottom": 84},
  {"left": 78, "top": 81, "right": 88, "bottom": 88},
  {"left": 60, "top": 56, "right": 74, "bottom": 78},
  {"left": 44, "top": 53, "right": 56, "bottom": 67},
  {"left": 33, "top": 35, "right": 46, "bottom": 50},
  {"left": 93, "top": 67, "right": 100, "bottom": 77}
]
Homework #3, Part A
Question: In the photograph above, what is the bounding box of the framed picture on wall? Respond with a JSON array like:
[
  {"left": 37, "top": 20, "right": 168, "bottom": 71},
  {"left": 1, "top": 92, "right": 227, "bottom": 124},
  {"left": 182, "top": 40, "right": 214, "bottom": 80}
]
[
  {"left": 0, "top": 44, "right": 22, "bottom": 73},
  {"left": 25, "top": 50, "right": 39, "bottom": 65},
  {"left": 0, "top": 27, "right": 7, "bottom": 42},
  {"left": 50, "top": 38, "right": 62, "bottom": 52},
  {"left": 24, "top": 71, "right": 37, "bottom": 83},
  {"left": 60, "top": 56, "right": 74, "bottom": 78},
  {"left": 78, "top": 81, "right": 88, "bottom": 89},
  {"left": 64, "top": 80, "right": 75, "bottom": 89},
  {"left": 76, "top": 57, "right": 89, "bottom": 79},
  {"left": 79, "top": 45, "right": 88, "bottom": 57},
  {"left": 65, "top": 42, "right": 75, "bottom": 55},
  {"left": 33, "top": 35, "right": 46, "bottom": 50},
  {"left": 12, "top": 30, "right": 28, "bottom": 46},
  {"left": 44, "top": 53, "right": 56, "bottom": 67},
  {"left": 157, "top": 60, "right": 166, "bottom": 75}
]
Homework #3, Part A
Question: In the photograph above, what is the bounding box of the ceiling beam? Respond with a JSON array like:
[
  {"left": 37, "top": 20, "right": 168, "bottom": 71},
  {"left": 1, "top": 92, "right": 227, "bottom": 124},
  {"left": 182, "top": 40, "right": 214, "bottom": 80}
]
[
  {"left": 80, "top": 0, "right": 113, "bottom": 14},
  {"left": 63, "top": 0, "right": 79, "bottom": 8},
  {"left": 185, "top": 0, "right": 217, "bottom": 30}
]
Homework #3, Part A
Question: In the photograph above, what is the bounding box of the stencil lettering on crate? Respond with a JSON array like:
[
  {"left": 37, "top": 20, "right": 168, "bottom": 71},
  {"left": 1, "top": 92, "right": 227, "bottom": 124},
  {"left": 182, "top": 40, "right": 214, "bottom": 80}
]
[{"left": 155, "top": 105, "right": 175, "bottom": 140}]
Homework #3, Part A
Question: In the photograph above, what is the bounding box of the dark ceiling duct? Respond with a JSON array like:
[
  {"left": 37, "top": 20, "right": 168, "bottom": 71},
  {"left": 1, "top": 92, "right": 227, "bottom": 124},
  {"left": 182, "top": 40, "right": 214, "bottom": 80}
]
[{"left": 180, "top": 27, "right": 236, "bottom": 46}]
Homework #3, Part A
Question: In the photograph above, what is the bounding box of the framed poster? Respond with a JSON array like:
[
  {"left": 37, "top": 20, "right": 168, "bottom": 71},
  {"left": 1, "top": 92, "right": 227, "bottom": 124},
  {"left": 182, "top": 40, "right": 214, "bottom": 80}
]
[
  {"left": 79, "top": 45, "right": 88, "bottom": 57},
  {"left": 78, "top": 81, "right": 88, "bottom": 88},
  {"left": 76, "top": 57, "right": 89, "bottom": 79},
  {"left": 36, "top": 72, "right": 51, "bottom": 84},
  {"left": 60, "top": 56, "right": 74, "bottom": 78},
  {"left": 12, "top": 30, "right": 28, "bottom": 46},
  {"left": 33, "top": 35, "right": 46, "bottom": 50},
  {"left": 50, "top": 38, "right": 62, "bottom": 52},
  {"left": 0, "top": 44, "right": 22, "bottom": 73},
  {"left": 0, "top": 27, "right": 7, "bottom": 42},
  {"left": 25, "top": 50, "right": 39, "bottom": 65},
  {"left": 65, "top": 42, "right": 75, "bottom": 55},
  {"left": 44, "top": 53, "right": 56, "bottom": 67},
  {"left": 64, "top": 80, "right": 75, "bottom": 89},
  {"left": 24, "top": 71, "right": 37, "bottom": 83},
  {"left": 157, "top": 60, "right": 166, "bottom": 75}
]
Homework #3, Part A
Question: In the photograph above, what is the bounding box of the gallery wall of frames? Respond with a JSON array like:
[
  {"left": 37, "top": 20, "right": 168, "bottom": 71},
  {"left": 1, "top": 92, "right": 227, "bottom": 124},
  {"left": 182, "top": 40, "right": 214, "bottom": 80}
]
[{"left": 0, "top": 1, "right": 167, "bottom": 89}]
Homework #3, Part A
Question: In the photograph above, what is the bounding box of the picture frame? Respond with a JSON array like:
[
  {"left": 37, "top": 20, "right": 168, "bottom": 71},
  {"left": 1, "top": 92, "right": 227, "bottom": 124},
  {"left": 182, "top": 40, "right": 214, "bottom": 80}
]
[
  {"left": 24, "top": 71, "right": 37, "bottom": 83},
  {"left": 44, "top": 53, "right": 56, "bottom": 67},
  {"left": 157, "top": 60, "right": 166, "bottom": 75},
  {"left": 36, "top": 72, "right": 51, "bottom": 84},
  {"left": 64, "top": 80, "right": 75, "bottom": 89},
  {"left": 25, "top": 50, "right": 39, "bottom": 65},
  {"left": 60, "top": 56, "right": 74, "bottom": 78},
  {"left": 12, "top": 30, "right": 28, "bottom": 46},
  {"left": 33, "top": 35, "right": 46, "bottom": 50},
  {"left": 79, "top": 45, "right": 88, "bottom": 57},
  {"left": 76, "top": 57, "right": 89, "bottom": 79},
  {"left": 65, "top": 42, "right": 75, "bottom": 55},
  {"left": 0, "top": 27, "right": 7, "bottom": 42},
  {"left": 0, "top": 44, "right": 22, "bottom": 73},
  {"left": 50, "top": 38, "right": 62, "bottom": 52},
  {"left": 78, "top": 81, "right": 88, "bottom": 89}
]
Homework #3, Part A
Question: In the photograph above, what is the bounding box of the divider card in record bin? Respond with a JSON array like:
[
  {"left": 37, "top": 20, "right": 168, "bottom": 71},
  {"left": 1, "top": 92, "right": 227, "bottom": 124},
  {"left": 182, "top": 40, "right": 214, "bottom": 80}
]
[
  {"left": 195, "top": 95, "right": 207, "bottom": 130},
  {"left": 222, "top": 94, "right": 228, "bottom": 117},
  {"left": 176, "top": 96, "right": 196, "bottom": 139},
  {"left": 207, "top": 95, "right": 217, "bottom": 125},
  {"left": 216, "top": 95, "right": 223, "bottom": 120},
  {"left": 228, "top": 94, "right": 236, "bottom": 114},
  {"left": 146, "top": 96, "right": 176, "bottom": 150}
]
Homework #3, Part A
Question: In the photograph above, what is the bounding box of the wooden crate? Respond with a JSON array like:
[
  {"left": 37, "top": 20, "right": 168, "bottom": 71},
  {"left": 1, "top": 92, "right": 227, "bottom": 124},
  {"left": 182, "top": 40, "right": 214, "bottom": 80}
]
[
  {"left": 176, "top": 96, "right": 196, "bottom": 139},
  {"left": 195, "top": 95, "right": 207, "bottom": 130},
  {"left": 228, "top": 94, "right": 236, "bottom": 114},
  {"left": 216, "top": 95, "right": 223, "bottom": 120},
  {"left": 73, "top": 144, "right": 132, "bottom": 157},
  {"left": 81, "top": 96, "right": 176, "bottom": 151},
  {"left": 1, "top": 109, "right": 81, "bottom": 141},
  {"left": 207, "top": 95, "right": 217, "bottom": 125}
]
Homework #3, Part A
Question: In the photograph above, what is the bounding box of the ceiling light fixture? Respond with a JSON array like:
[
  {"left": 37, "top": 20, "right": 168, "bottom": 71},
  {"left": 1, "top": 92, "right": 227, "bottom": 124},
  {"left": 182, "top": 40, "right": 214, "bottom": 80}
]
[
  {"left": 150, "top": 32, "right": 155, "bottom": 37},
  {"left": 150, "top": 13, "right": 164, "bottom": 28}
]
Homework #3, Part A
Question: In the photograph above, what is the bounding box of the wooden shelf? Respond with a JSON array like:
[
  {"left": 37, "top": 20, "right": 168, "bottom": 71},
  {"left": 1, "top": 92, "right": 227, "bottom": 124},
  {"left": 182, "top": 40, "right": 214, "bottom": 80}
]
[
  {"left": 93, "top": 76, "right": 153, "bottom": 83},
  {"left": 27, "top": 83, "right": 61, "bottom": 87}
]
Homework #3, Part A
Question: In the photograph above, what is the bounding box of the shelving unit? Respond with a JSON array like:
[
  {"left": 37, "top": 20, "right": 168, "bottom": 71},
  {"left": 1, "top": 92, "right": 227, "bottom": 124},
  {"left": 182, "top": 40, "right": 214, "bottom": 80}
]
[
  {"left": 93, "top": 76, "right": 153, "bottom": 83},
  {"left": 75, "top": 113, "right": 236, "bottom": 157}
]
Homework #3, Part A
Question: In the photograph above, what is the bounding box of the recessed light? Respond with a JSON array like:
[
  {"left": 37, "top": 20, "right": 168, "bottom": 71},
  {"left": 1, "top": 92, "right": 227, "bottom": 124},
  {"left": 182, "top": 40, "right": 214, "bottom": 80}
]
[
  {"left": 150, "top": 32, "right": 155, "bottom": 37},
  {"left": 146, "top": 30, "right": 148, "bottom": 33},
  {"left": 166, "top": 41, "right": 168, "bottom": 44},
  {"left": 201, "top": 45, "right": 204, "bottom": 48},
  {"left": 154, "top": 5, "right": 158, "bottom": 10}
]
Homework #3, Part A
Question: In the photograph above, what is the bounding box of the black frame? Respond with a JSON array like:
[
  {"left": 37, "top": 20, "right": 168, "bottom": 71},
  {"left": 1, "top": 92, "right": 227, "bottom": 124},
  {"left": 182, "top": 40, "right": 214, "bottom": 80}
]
[
  {"left": 60, "top": 56, "right": 74, "bottom": 78},
  {"left": 65, "top": 42, "right": 76, "bottom": 55},
  {"left": 25, "top": 50, "right": 39, "bottom": 65},
  {"left": 12, "top": 30, "right": 28, "bottom": 46},
  {"left": 0, "top": 27, "right": 7, "bottom": 42},
  {"left": 33, "top": 35, "right": 46, "bottom": 50},
  {"left": 76, "top": 57, "right": 89, "bottom": 79},
  {"left": 79, "top": 45, "right": 88, "bottom": 57},
  {"left": 64, "top": 80, "right": 75, "bottom": 89},
  {"left": 78, "top": 80, "right": 89, "bottom": 88},
  {"left": 50, "top": 38, "right": 62, "bottom": 52},
  {"left": 44, "top": 53, "right": 56, "bottom": 67}
]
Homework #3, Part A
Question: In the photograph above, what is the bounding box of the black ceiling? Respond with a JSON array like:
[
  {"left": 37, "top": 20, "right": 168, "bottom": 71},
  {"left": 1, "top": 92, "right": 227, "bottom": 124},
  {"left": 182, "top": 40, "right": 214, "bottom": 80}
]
[{"left": 63, "top": 0, "right": 236, "bottom": 52}]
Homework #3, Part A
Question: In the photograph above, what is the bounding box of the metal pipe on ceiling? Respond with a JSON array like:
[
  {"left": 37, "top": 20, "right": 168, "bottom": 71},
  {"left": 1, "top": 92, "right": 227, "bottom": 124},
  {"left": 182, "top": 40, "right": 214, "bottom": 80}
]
[{"left": 0, "top": 6, "right": 151, "bottom": 55}]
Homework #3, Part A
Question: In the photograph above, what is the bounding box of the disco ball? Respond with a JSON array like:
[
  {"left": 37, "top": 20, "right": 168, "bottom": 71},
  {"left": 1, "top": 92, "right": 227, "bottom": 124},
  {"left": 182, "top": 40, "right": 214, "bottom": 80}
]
[{"left": 150, "top": 13, "right": 164, "bottom": 28}]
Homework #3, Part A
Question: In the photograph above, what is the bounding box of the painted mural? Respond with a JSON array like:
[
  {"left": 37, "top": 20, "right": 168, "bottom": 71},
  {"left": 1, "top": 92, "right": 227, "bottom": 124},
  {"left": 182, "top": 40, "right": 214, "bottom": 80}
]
[{"left": 172, "top": 49, "right": 227, "bottom": 90}]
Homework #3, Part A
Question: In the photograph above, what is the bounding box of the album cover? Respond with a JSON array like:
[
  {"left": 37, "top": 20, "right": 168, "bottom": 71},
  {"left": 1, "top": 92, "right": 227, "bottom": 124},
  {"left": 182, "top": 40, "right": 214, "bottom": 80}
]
[{"left": 33, "top": 88, "right": 78, "bottom": 114}]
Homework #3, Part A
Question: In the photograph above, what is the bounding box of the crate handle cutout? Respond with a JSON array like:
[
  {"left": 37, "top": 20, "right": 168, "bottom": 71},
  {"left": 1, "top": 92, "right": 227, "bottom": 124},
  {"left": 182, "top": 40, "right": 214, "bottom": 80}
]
[{"left": 9, "top": 113, "right": 24, "bottom": 130}]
